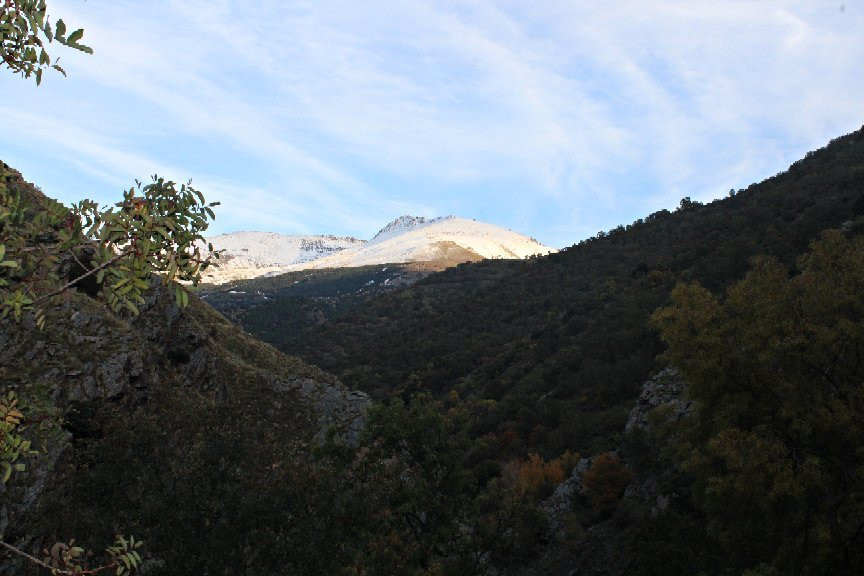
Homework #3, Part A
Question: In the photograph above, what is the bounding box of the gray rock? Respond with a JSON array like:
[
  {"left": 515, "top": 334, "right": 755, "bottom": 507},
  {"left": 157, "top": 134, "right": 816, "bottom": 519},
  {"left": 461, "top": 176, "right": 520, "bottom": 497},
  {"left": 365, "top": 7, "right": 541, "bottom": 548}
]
[{"left": 625, "top": 367, "right": 691, "bottom": 433}]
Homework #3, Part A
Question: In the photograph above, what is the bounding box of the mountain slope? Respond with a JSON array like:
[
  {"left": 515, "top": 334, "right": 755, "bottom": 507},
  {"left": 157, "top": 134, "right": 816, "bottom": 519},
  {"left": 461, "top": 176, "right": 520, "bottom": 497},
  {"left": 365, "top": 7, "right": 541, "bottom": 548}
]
[
  {"left": 224, "top": 126, "right": 864, "bottom": 459},
  {"left": 0, "top": 162, "right": 368, "bottom": 575},
  {"left": 200, "top": 231, "right": 364, "bottom": 283}
]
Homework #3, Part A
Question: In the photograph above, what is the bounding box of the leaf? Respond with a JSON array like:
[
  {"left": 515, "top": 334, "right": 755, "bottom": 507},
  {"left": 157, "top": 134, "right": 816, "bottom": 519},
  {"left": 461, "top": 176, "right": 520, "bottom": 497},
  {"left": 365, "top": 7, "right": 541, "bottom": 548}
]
[
  {"left": 125, "top": 300, "right": 139, "bottom": 315},
  {"left": 68, "top": 29, "right": 84, "bottom": 45},
  {"left": 55, "top": 18, "right": 67, "bottom": 41}
]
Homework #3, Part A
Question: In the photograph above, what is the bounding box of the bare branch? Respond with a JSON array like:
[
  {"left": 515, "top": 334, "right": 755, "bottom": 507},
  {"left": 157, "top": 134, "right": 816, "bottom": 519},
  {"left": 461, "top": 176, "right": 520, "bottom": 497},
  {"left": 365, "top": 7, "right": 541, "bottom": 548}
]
[{"left": 32, "top": 247, "right": 132, "bottom": 306}]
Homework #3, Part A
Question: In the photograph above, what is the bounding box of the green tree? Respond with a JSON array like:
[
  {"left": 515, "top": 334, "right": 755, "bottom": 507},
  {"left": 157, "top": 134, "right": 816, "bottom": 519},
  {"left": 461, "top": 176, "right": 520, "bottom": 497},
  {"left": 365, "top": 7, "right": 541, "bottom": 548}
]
[
  {"left": 652, "top": 230, "right": 864, "bottom": 575},
  {"left": 1, "top": 0, "right": 92, "bottom": 85}
]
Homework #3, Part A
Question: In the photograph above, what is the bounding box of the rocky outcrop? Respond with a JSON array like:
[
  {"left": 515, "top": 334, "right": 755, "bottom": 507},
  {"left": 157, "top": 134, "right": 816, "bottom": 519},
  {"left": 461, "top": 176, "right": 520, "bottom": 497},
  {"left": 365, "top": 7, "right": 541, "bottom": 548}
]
[
  {"left": 625, "top": 367, "right": 691, "bottom": 433},
  {"left": 510, "top": 369, "right": 692, "bottom": 576},
  {"left": 1, "top": 277, "right": 369, "bottom": 549}
]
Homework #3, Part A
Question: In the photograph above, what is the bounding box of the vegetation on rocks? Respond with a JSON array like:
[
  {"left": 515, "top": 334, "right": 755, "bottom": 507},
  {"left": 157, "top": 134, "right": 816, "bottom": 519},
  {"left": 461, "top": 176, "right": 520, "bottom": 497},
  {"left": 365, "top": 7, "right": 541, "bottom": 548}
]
[{"left": 206, "top": 126, "right": 864, "bottom": 575}]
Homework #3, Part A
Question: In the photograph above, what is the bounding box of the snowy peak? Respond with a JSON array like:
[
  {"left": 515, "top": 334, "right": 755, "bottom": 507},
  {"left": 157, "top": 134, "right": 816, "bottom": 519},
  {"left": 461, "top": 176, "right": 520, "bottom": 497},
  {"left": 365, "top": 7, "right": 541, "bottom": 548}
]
[
  {"left": 201, "top": 216, "right": 557, "bottom": 284},
  {"left": 303, "top": 216, "right": 556, "bottom": 270},
  {"left": 372, "top": 215, "right": 452, "bottom": 241}
]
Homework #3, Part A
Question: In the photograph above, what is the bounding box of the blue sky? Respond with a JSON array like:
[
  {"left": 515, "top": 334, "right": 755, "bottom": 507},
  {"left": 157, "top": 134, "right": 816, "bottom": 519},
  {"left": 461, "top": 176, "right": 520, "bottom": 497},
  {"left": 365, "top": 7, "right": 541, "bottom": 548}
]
[{"left": 1, "top": 1, "right": 862, "bottom": 248}]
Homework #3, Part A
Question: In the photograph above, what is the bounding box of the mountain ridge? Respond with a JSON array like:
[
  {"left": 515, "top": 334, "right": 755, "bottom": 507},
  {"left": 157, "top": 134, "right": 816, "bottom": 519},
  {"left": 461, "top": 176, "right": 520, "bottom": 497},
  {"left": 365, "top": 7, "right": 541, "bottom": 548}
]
[{"left": 201, "top": 214, "right": 556, "bottom": 284}]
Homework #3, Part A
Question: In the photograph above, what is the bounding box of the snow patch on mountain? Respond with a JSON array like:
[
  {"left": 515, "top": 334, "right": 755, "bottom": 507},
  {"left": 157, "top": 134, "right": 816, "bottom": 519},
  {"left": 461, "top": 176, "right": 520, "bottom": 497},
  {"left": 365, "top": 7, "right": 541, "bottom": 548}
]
[
  {"left": 200, "top": 231, "right": 364, "bottom": 284},
  {"left": 200, "top": 216, "right": 557, "bottom": 284}
]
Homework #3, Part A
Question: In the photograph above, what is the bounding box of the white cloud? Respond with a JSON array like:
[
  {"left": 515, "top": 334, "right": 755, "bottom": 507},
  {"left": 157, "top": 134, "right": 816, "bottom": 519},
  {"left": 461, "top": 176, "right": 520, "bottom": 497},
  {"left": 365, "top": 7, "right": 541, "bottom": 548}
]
[{"left": 2, "top": 0, "right": 862, "bottom": 247}]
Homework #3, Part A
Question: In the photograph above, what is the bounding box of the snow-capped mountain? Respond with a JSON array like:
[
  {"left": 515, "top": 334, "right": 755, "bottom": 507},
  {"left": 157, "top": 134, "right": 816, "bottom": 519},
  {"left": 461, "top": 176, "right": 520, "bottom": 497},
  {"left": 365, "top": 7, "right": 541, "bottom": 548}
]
[
  {"left": 201, "top": 216, "right": 556, "bottom": 284},
  {"left": 304, "top": 216, "right": 555, "bottom": 270},
  {"left": 200, "top": 231, "right": 364, "bottom": 284}
]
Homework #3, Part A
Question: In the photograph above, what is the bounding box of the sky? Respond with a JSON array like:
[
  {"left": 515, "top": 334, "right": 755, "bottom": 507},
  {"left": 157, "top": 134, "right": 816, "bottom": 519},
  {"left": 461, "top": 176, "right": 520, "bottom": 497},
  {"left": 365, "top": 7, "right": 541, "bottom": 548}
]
[{"left": 1, "top": 1, "right": 862, "bottom": 248}]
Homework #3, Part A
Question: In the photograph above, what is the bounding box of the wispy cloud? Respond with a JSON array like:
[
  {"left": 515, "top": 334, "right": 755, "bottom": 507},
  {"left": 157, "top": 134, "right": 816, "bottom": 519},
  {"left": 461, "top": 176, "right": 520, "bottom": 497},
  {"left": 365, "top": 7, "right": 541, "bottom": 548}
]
[{"left": 2, "top": 0, "right": 861, "bottom": 246}]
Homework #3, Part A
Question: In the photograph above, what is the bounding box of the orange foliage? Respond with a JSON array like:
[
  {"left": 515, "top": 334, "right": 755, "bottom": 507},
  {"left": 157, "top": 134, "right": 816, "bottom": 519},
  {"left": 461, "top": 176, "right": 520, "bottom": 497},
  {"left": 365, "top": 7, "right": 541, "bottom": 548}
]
[
  {"left": 514, "top": 453, "right": 566, "bottom": 497},
  {"left": 581, "top": 452, "right": 633, "bottom": 511}
]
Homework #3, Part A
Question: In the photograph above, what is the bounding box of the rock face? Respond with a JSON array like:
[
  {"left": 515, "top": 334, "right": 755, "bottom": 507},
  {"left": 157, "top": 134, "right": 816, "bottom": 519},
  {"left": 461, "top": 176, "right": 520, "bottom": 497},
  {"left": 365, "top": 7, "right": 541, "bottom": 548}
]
[
  {"left": 1, "top": 279, "right": 369, "bottom": 560},
  {"left": 372, "top": 215, "right": 448, "bottom": 240},
  {"left": 540, "top": 457, "right": 593, "bottom": 539},
  {"left": 625, "top": 367, "right": 691, "bottom": 433}
]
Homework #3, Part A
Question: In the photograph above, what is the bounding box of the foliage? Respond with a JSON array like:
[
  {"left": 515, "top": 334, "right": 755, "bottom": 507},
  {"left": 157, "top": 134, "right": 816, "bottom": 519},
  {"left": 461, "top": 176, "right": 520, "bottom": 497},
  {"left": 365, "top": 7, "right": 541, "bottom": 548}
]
[
  {"left": 196, "top": 127, "right": 864, "bottom": 574},
  {"left": 1, "top": 164, "right": 218, "bottom": 574},
  {"left": 0, "top": 168, "right": 219, "bottom": 324},
  {"left": 332, "top": 394, "right": 554, "bottom": 574},
  {"left": 0, "top": 390, "right": 35, "bottom": 483},
  {"left": 652, "top": 230, "right": 864, "bottom": 575},
  {"left": 0, "top": 0, "right": 92, "bottom": 85},
  {"left": 580, "top": 452, "right": 633, "bottom": 513},
  {"left": 506, "top": 452, "right": 565, "bottom": 499},
  {"left": 33, "top": 386, "right": 552, "bottom": 575}
]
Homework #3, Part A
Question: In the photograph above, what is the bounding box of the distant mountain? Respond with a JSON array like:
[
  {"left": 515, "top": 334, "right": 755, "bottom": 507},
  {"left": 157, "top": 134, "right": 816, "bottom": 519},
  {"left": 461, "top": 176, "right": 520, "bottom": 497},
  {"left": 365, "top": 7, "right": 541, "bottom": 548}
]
[
  {"left": 200, "top": 231, "right": 364, "bottom": 284},
  {"left": 201, "top": 216, "right": 556, "bottom": 284},
  {"left": 303, "top": 215, "right": 556, "bottom": 270}
]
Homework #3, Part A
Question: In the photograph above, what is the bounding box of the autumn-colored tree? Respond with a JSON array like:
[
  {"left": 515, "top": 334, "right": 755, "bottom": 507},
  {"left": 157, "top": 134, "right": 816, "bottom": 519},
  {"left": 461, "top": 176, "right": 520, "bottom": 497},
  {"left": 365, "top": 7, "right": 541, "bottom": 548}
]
[
  {"left": 581, "top": 452, "right": 633, "bottom": 512},
  {"left": 509, "top": 453, "right": 565, "bottom": 498}
]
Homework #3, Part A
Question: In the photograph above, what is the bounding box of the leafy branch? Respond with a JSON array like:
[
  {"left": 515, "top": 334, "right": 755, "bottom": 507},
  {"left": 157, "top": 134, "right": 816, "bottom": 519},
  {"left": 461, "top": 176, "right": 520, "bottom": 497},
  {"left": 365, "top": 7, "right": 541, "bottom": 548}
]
[
  {"left": 0, "top": 0, "right": 92, "bottom": 85},
  {"left": 1, "top": 535, "right": 143, "bottom": 575},
  {"left": 0, "top": 172, "right": 220, "bottom": 324}
]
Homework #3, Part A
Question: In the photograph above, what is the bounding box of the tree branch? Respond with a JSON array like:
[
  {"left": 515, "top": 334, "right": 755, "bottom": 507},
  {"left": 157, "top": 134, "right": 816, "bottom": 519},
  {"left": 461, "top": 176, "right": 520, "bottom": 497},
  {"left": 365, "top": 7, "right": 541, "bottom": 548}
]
[
  {"left": 31, "top": 247, "right": 131, "bottom": 306},
  {"left": 0, "top": 540, "right": 118, "bottom": 575}
]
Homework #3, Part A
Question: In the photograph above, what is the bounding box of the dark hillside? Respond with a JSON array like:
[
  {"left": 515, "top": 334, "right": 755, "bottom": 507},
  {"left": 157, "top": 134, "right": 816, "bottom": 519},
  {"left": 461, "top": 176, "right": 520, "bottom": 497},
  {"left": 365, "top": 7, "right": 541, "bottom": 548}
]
[
  {"left": 230, "top": 126, "right": 864, "bottom": 458},
  {"left": 199, "top": 262, "right": 438, "bottom": 337},
  {"left": 0, "top": 163, "right": 368, "bottom": 575}
]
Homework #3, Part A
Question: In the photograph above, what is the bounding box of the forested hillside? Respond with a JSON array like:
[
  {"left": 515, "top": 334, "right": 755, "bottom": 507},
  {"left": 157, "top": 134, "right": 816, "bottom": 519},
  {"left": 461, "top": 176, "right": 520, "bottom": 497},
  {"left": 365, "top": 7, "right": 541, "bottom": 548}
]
[
  {"left": 5, "top": 125, "right": 864, "bottom": 575},
  {"left": 220, "top": 126, "right": 864, "bottom": 460}
]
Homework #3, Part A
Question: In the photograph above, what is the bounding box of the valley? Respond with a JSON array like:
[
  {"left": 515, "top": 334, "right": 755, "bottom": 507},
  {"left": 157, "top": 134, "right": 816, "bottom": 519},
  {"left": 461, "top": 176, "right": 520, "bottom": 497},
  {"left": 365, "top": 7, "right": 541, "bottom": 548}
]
[{"left": 3, "top": 126, "right": 864, "bottom": 575}]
